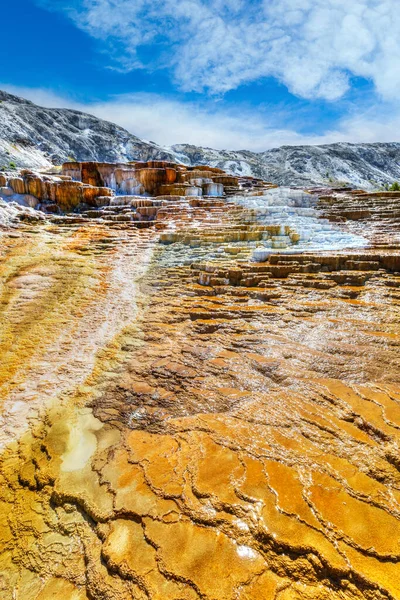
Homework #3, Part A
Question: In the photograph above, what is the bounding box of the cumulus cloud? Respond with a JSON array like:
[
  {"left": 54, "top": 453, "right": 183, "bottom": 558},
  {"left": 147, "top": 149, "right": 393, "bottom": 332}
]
[
  {"left": 37, "top": 0, "right": 400, "bottom": 101},
  {"left": 2, "top": 83, "right": 400, "bottom": 151}
]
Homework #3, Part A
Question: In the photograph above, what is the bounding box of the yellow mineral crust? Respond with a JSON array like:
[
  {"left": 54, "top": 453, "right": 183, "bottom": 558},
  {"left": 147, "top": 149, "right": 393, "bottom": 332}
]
[{"left": 1, "top": 187, "right": 400, "bottom": 600}]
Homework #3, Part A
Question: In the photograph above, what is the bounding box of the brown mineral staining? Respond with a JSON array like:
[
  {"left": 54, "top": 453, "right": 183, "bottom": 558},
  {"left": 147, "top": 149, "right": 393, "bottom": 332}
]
[{"left": 1, "top": 168, "right": 400, "bottom": 599}]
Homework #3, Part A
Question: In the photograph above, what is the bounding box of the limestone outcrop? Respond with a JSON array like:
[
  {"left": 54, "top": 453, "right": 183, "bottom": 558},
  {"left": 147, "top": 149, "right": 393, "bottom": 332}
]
[
  {"left": 63, "top": 161, "right": 145, "bottom": 195},
  {"left": 0, "top": 161, "right": 276, "bottom": 232},
  {"left": 316, "top": 188, "right": 400, "bottom": 247},
  {"left": 0, "top": 169, "right": 114, "bottom": 212},
  {"left": 61, "top": 160, "right": 255, "bottom": 198}
]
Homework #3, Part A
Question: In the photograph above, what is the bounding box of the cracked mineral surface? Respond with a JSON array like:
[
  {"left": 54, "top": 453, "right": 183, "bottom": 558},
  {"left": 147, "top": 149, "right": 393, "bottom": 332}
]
[{"left": 1, "top": 186, "right": 400, "bottom": 600}]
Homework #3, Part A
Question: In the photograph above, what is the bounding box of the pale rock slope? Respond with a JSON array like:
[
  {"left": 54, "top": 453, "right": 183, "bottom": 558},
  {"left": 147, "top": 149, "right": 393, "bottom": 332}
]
[
  {"left": 0, "top": 90, "right": 175, "bottom": 168},
  {"left": 172, "top": 142, "right": 400, "bottom": 188},
  {"left": 2, "top": 89, "right": 400, "bottom": 188}
]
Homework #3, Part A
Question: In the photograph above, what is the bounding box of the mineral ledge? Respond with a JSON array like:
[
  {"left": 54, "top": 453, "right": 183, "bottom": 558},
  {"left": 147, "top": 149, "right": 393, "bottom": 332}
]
[{"left": 0, "top": 161, "right": 400, "bottom": 600}]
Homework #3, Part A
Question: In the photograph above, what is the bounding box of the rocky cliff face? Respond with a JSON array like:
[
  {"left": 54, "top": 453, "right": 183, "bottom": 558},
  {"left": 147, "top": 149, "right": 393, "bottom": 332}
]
[
  {"left": 2, "top": 89, "right": 400, "bottom": 188},
  {"left": 0, "top": 90, "right": 175, "bottom": 169}
]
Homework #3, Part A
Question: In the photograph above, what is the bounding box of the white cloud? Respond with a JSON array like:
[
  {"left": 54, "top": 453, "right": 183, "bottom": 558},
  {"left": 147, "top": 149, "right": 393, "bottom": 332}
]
[
  {"left": 38, "top": 0, "right": 400, "bottom": 101},
  {"left": 2, "top": 83, "right": 400, "bottom": 151}
]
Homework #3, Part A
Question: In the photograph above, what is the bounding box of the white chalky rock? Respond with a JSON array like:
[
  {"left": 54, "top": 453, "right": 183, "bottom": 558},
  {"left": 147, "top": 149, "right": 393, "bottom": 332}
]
[
  {"left": 233, "top": 188, "right": 368, "bottom": 253},
  {"left": 252, "top": 249, "right": 272, "bottom": 262}
]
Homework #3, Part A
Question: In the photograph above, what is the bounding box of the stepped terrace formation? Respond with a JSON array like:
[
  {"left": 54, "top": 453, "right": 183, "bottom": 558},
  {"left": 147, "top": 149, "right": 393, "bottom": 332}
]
[{"left": 0, "top": 162, "right": 400, "bottom": 600}]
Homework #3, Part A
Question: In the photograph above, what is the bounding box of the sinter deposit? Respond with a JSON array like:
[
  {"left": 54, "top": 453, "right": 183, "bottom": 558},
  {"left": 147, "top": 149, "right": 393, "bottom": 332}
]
[{"left": 0, "top": 160, "right": 400, "bottom": 600}]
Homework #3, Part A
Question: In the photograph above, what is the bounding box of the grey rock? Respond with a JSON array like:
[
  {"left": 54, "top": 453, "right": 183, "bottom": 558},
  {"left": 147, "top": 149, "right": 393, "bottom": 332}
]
[
  {"left": 172, "top": 142, "right": 400, "bottom": 189},
  {"left": 0, "top": 90, "right": 176, "bottom": 169},
  {"left": 1, "top": 90, "right": 400, "bottom": 189}
]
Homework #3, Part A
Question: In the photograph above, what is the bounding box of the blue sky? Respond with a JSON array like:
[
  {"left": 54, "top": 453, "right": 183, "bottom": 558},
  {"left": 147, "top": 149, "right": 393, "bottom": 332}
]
[{"left": 1, "top": 0, "right": 399, "bottom": 150}]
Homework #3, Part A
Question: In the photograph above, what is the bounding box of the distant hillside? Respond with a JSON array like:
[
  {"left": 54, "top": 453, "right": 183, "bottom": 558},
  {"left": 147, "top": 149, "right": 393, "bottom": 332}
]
[
  {"left": 172, "top": 142, "right": 400, "bottom": 189},
  {"left": 1, "top": 89, "right": 400, "bottom": 189},
  {"left": 0, "top": 90, "right": 175, "bottom": 168}
]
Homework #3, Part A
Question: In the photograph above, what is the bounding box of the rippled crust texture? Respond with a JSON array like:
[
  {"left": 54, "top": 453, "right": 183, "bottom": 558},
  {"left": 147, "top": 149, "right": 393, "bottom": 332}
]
[{"left": 1, "top": 186, "right": 400, "bottom": 600}]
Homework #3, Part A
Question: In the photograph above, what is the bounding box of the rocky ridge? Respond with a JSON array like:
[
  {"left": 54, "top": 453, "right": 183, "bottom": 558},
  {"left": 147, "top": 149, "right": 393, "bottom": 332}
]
[
  {"left": 2, "top": 90, "right": 400, "bottom": 189},
  {"left": 172, "top": 142, "right": 400, "bottom": 189},
  {"left": 0, "top": 90, "right": 175, "bottom": 169}
]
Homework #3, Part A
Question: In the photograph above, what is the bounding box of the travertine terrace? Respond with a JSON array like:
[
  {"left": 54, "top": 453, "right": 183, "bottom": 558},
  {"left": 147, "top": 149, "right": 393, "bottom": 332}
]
[{"left": 1, "top": 162, "right": 400, "bottom": 600}]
